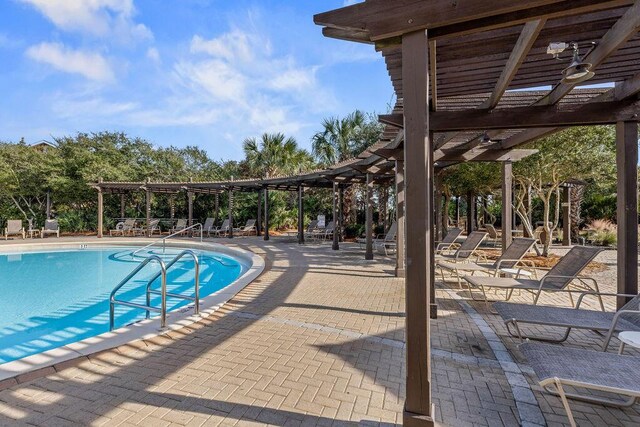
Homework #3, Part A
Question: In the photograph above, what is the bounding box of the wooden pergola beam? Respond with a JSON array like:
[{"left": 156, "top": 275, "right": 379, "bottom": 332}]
[
  {"left": 436, "top": 148, "right": 538, "bottom": 162},
  {"left": 431, "top": 99, "right": 640, "bottom": 131},
  {"left": 314, "top": 0, "right": 630, "bottom": 42}
]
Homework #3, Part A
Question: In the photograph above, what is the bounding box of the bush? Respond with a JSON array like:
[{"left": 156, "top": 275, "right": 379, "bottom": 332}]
[
  {"left": 344, "top": 224, "right": 364, "bottom": 239},
  {"left": 586, "top": 219, "right": 617, "bottom": 246}
]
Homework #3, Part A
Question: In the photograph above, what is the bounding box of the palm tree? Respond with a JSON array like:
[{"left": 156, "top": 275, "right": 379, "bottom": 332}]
[
  {"left": 311, "top": 110, "right": 366, "bottom": 166},
  {"left": 243, "top": 133, "right": 310, "bottom": 178}
]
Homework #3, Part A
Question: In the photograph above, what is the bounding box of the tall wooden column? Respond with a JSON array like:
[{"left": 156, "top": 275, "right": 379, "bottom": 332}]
[
  {"left": 118, "top": 194, "right": 124, "bottom": 220},
  {"left": 502, "top": 162, "right": 513, "bottom": 250},
  {"left": 146, "top": 189, "right": 152, "bottom": 237},
  {"left": 429, "top": 131, "right": 437, "bottom": 320},
  {"left": 257, "top": 189, "right": 262, "bottom": 237},
  {"left": 616, "top": 121, "right": 638, "bottom": 309},
  {"left": 466, "top": 191, "right": 475, "bottom": 234},
  {"left": 228, "top": 189, "right": 234, "bottom": 239},
  {"left": 434, "top": 173, "right": 442, "bottom": 241},
  {"left": 46, "top": 191, "right": 52, "bottom": 219},
  {"left": 187, "top": 191, "right": 194, "bottom": 226},
  {"left": 332, "top": 182, "right": 339, "bottom": 250},
  {"left": 365, "top": 173, "right": 374, "bottom": 260},
  {"left": 170, "top": 195, "right": 175, "bottom": 220},
  {"left": 97, "top": 178, "right": 103, "bottom": 238},
  {"left": 213, "top": 193, "right": 218, "bottom": 224},
  {"left": 455, "top": 196, "right": 460, "bottom": 227},
  {"left": 402, "top": 29, "right": 434, "bottom": 427},
  {"left": 298, "top": 186, "right": 304, "bottom": 244},
  {"left": 339, "top": 185, "right": 344, "bottom": 242},
  {"left": 264, "top": 188, "right": 270, "bottom": 241},
  {"left": 562, "top": 186, "right": 571, "bottom": 246},
  {"left": 395, "top": 160, "right": 406, "bottom": 277}
]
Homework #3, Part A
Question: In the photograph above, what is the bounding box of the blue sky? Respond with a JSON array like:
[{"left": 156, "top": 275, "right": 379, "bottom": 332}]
[{"left": 0, "top": 0, "right": 392, "bottom": 160}]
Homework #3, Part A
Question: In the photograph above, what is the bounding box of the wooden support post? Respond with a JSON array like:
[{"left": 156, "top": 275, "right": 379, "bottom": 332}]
[
  {"left": 402, "top": 29, "right": 434, "bottom": 427},
  {"left": 264, "top": 188, "right": 270, "bottom": 241},
  {"left": 562, "top": 186, "right": 571, "bottom": 246},
  {"left": 213, "top": 193, "right": 218, "bottom": 224},
  {"left": 483, "top": 196, "right": 489, "bottom": 225},
  {"left": 46, "top": 190, "right": 52, "bottom": 219},
  {"left": 187, "top": 191, "right": 194, "bottom": 227},
  {"left": 365, "top": 173, "right": 374, "bottom": 260},
  {"left": 466, "top": 191, "right": 475, "bottom": 234},
  {"left": 119, "top": 193, "right": 125, "bottom": 220},
  {"left": 616, "top": 121, "right": 638, "bottom": 309},
  {"left": 228, "top": 189, "right": 234, "bottom": 239},
  {"left": 97, "top": 178, "right": 103, "bottom": 238},
  {"left": 257, "top": 189, "right": 262, "bottom": 237},
  {"left": 298, "top": 186, "right": 304, "bottom": 245},
  {"left": 146, "top": 189, "right": 152, "bottom": 237},
  {"left": 455, "top": 196, "right": 460, "bottom": 227},
  {"left": 339, "top": 185, "right": 344, "bottom": 242},
  {"left": 332, "top": 182, "right": 339, "bottom": 250},
  {"left": 429, "top": 130, "right": 437, "bottom": 320},
  {"left": 395, "top": 160, "right": 406, "bottom": 277},
  {"left": 502, "top": 162, "right": 513, "bottom": 250},
  {"left": 170, "top": 195, "right": 175, "bottom": 220},
  {"left": 434, "top": 174, "right": 442, "bottom": 241}
]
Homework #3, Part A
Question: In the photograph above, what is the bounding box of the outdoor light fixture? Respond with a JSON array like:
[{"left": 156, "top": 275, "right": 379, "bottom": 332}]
[{"left": 547, "top": 41, "right": 595, "bottom": 84}]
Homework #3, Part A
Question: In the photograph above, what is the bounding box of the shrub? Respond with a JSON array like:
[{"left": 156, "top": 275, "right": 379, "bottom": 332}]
[{"left": 587, "top": 219, "right": 617, "bottom": 246}]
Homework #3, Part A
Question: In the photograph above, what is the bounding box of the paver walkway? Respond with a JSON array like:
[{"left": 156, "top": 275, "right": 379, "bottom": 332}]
[{"left": 0, "top": 237, "right": 638, "bottom": 426}]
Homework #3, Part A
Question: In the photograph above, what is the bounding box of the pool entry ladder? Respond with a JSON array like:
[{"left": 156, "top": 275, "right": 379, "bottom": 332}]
[{"left": 109, "top": 250, "right": 200, "bottom": 331}]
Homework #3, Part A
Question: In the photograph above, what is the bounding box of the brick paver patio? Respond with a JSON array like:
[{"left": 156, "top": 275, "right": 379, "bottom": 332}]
[{"left": 0, "top": 237, "right": 638, "bottom": 426}]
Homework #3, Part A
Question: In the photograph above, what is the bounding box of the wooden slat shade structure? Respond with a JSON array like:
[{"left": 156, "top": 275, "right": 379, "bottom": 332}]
[{"left": 316, "top": 1, "right": 640, "bottom": 425}]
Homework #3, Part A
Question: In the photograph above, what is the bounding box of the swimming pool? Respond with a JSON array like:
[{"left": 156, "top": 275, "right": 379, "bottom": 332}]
[{"left": 0, "top": 245, "right": 250, "bottom": 364}]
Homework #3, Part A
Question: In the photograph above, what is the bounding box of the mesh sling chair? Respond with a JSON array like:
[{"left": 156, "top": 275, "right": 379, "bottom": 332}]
[
  {"left": 463, "top": 246, "right": 604, "bottom": 310},
  {"left": 495, "top": 291, "right": 640, "bottom": 349},
  {"left": 435, "top": 231, "right": 487, "bottom": 263},
  {"left": 435, "top": 227, "right": 463, "bottom": 254},
  {"left": 437, "top": 237, "right": 536, "bottom": 290}
]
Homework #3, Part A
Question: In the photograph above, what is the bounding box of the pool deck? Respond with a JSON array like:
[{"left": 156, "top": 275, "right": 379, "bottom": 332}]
[{"left": 0, "top": 236, "right": 638, "bottom": 426}]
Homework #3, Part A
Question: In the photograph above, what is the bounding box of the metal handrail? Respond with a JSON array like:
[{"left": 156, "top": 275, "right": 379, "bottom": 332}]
[
  {"left": 132, "top": 223, "right": 203, "bottom": 257},
  {"left": 110, "top": 255, "right": 167, "bottom": 331},
  {"left": 145, "top": 250, "right": 200, "bottom": 318}
]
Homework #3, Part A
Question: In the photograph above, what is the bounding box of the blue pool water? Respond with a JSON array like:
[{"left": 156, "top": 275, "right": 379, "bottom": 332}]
[{"left": 0, "top": 247, "right": 245, "bottom": 363}]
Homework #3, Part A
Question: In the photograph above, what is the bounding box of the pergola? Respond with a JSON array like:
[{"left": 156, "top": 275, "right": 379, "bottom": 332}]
[{"left": 315, "top": 1, "right": 640, "bottom": 425}]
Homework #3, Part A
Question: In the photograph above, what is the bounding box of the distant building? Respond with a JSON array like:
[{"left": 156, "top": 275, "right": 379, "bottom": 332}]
[{"left": 30, "top": 140, "right": 57, "bottom": 152}]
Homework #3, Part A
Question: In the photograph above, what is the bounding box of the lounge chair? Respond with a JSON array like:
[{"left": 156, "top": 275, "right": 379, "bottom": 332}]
[
  {"left": 312, "top": 221, "right": 334, "bottom": 241},
  {"left": 356, "top": 222, "right": 397, "bottom": 253},
  {"left": 202, "top": 218, "right": 215, "bottom": 236},
  {"left": 435, "top": 231, "right": 487, "bottom": 262},
  {"left": 437, "top": 238, "right": 536, "bottom": 289},
  {"left": 212, "top": 219, "right": 230, "bottom": 237},
  {"left": 234, "top": 219, "right": 257, "bottom": 236},
  {"left": 133, "top": 219, "right": 160, "bottom": 236},
  {"left": 495, "top": 291, "right": 640, "bottom": 349},
  {"left": 485, "top": 224, "right": 500, "bottom": 247},
  {"left": 110, "top": 218, "right": 135, "bottom": 236},
  {"left": 521, "top": 342, "right": 640, "bottom": 427},
  {"left": 464, "top": 245, "right": 603, "bottom": 308},
  {"left": 4, "top": 220, "right": 25, "bottom": 240},
  {"left": 171, "top": 219, "right": 187, "bottom": 234},
  {"left": 302, "top": 220, "right": 319, "bottom": 240},
  {"left": 41, "top": 219, "right": 60, "bottom": 238},
  {"left": 435, "top": 228, "right": 463, "bottom": 254}
]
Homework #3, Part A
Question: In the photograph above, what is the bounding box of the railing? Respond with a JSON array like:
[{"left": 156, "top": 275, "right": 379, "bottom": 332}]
[
  {"left": 145, "top": 250, "right": 200, "bottom": 318},
  {"left": 109, "top": 255, "right": 167, "bottom": 331},
  {"left": 132, "top": 223, "right": 203, "bottom": 257}
]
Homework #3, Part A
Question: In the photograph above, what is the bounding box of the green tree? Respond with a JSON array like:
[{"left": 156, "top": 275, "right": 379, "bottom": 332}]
[{"left": 243, "top": 133, "right": 312, "bottom": 178}]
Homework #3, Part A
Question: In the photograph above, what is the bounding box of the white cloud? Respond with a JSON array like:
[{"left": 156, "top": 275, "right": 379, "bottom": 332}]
[
  {"left": 146, "top": 47, "right": 160, "bottom": 63},
  {"left": 26, "top": 42, "right": 114, "bottom": 82},
  {"left": 19, "top": 0, "right": 152, "bottom": 42}
]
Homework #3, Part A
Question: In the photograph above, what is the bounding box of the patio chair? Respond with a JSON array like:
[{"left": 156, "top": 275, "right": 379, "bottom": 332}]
[
  {"left": 302, "top": 220, "right": 319, "bottom": 240},
  {"left": 234, "top": 219, "right": 257, "bottom": 236},
  {"left": 463, "top": 245, "right": 603, "bottom": 309},
  {"left": 435, "top": 227, "right": 463, "bottom": 254},
  {"left": 212, "top": 219, "right": 230, "bottom": 237},
  {"left": 110, "top": 218, "right": 135, "bottom": 236},
  {"left": 356, "top": 222, "right": 397, "bottom": 250},
  {"left": 495, "top": 291, "right": 640, "bottom": 349},
  {"left": 437, "top": 238, "right": 536, "bottom": 289},
  {"left": 4, "top": 220, "right": 25, "bottom": 240},
  {"left": 312, "top": 221, "right": 335, "bottom": 241},
  {"left": 521, "top": 342, "right": 640, "bottom": 427},
  {"left": 41, "top": 219, "right": 60, "bottom": 238},
  {"left": 375, "top": 222, "right": 397, "bottom": 255},
  {"left": 134, "top": 219, "right": 160, "bottom": 236},
  {"left": 435, "top": 231, "right": 487, "bottom": 262},
  {"left": 485, "top": 224, "right": 500, "bottom": 247},
  {"left": 202, "top": 218, "right": 215, "bottom": 236},
  {"left": 171, "top": 218, "right": 187, "bottom": 234}
]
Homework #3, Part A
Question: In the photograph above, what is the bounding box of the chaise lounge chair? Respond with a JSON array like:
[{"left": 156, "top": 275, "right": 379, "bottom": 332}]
[
  {"left": 234, "top": 219, "right": 257, "bottom": 236},
  {"left": 312, "top": 221, "right": 335, "bottom": 241},
  {"left": 435, "top": 231, "right": 487, "bottom": 262},
  {"left": 485, "top": 224, "right": 501, "bottom": 247},
  {"left": 356, "top": 222, "right": 397, "bottom": 255},
  {"left": 463, "top": 245, "right": 603, "bottom": 309},
  {"left": 171, "top": 218, "right": 187, "bottom": 234},
  {"left": 436, "top": 228, "right": 463, "bottom": 254},
  {"left": 495, "top": 291, "right": 640, "bottom": 349},
  {"left": 437, "top": 237, "right": 536, "bottom": 289},
  {"left": 521, "top": 342, "right": 640, "bottom": 427},
  {"left": 302, "top": 220, "right": 319, "bottom": 240},
  {"left": 4, "top": 220, "right": 25, "bottom": 240},
  {"left": 202, "top": 218, "right": 215, "bottom": 236},
  {"left": 41, "top": 219, "right": 60, "bottom": 238},
  {"left": 110, "top": 218, "right": 135, "bottom": 236},
  {"left": 212, "top": 219, "right": 230, "bottom": 237}
]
